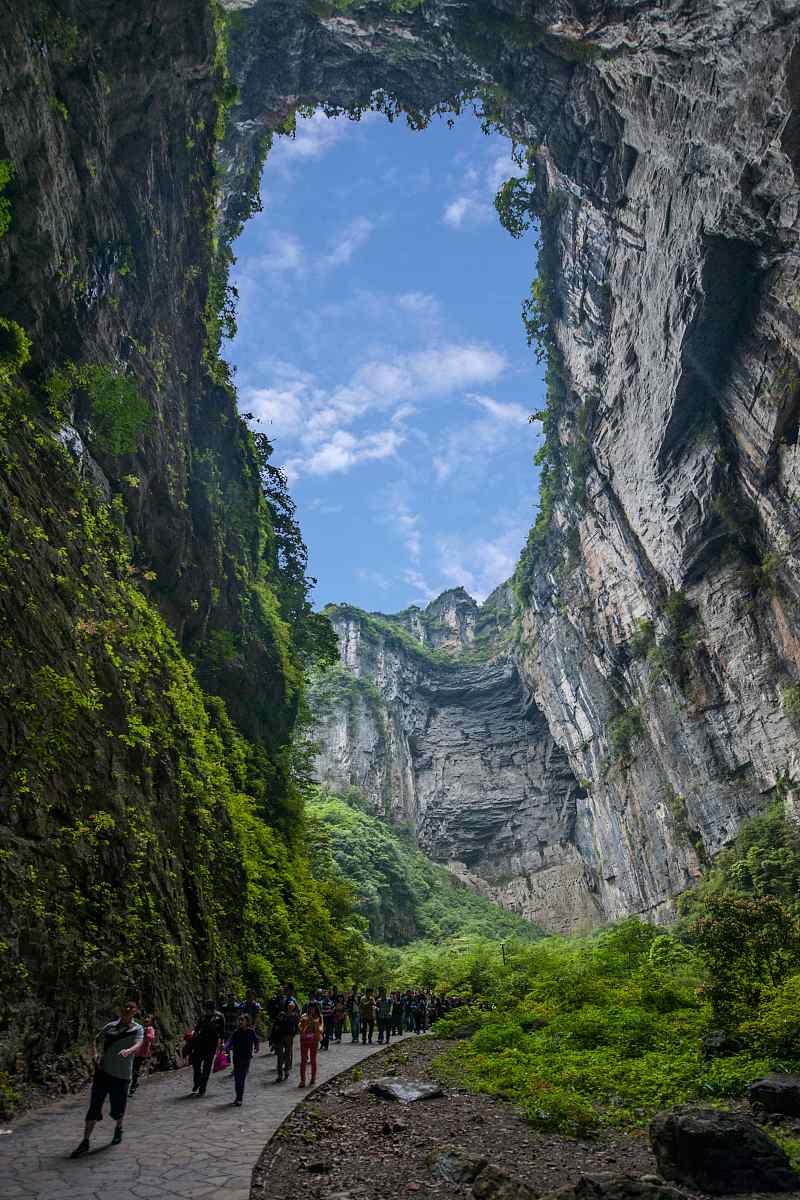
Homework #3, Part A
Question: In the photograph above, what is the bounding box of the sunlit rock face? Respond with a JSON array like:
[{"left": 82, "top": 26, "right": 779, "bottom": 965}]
[
  {"left": 239, "top": 0, "right": 800, "bottom": 930},
  {"left": 309, "top": 591, "right": 599, "bottom": 934}
]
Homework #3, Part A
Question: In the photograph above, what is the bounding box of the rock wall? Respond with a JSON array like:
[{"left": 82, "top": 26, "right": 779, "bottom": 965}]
[
  {"left": 0, "top": 0, "right": 344, "bottom": 1091},
  {"left": 309, "top": 592, "right": 599, "bottom": 933}
]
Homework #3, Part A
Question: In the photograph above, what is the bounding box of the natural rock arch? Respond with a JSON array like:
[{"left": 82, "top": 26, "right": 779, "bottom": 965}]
[{"left": 224, "top": 0, "right": 800, "bottom": 927}]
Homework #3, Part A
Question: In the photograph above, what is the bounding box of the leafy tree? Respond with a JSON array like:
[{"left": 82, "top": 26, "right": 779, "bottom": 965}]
[
  {"left": 690, "top": 895, "right": 800, "bottom": 1027},
  {"left": 252, "top": 430, "right": 338, "bottom": 669}
]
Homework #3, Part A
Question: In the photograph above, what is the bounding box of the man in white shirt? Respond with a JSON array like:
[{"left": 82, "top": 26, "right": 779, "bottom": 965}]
[{"left": 69, "top": 999, "right": 143, "bottom": 1159}]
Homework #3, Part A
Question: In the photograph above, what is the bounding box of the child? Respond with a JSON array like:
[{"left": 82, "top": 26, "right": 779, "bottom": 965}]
[
  {"left": 225, "top": 1013, "right": 259, "bottom": 1106},
  {"left": 129, "top": 1013, "right": 155, "bottom": 1095},
  {"left": 298, "top": 1002, "right": 322, "bottom": 1088}
]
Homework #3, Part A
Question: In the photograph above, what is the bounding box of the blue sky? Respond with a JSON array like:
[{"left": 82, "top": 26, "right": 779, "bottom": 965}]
[{"left": 229, "top": 109, "right": 545, "bottom": 612}]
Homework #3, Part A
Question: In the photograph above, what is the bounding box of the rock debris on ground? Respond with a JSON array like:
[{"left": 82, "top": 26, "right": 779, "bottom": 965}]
[{"left": 253, "top": 1038, "right": 800, "bottom": 1200}]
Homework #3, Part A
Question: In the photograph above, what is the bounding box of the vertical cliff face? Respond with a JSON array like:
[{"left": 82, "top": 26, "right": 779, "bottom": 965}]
[
  {"left": 511, "top": 0, "right": 800, "bottom": 923},
  {"left": 310, "top": 591, "right": 599, "bottom": 933},
  {"left": 224, "top": 0, "right": 800, "bottom": 930},
  {"left": 0, "top": 0, "right": 344, "bottom": 1091}
]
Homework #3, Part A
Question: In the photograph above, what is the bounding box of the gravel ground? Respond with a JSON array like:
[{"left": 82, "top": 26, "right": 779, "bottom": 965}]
[
  {"left": 252, "top": 1037, "right": 661, "bottom": 1199},
  {"left": 251, "top": 1038, "right": 800, "bottom": 1200}
]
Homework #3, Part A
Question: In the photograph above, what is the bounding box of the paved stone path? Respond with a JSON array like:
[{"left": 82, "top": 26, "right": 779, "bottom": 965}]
[{"left": 1, "top": 1035, "right": 408, "bottom": 1200}]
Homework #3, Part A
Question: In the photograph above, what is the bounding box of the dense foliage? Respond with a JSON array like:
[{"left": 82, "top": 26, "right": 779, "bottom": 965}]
[
  {"left": 375, "top": 801, "right": 800, "bottom": 1137},
  {"left": 0, "top": 400, "right": 364, "bottom": 1047},
  {"left": 307, "top": 788, "right": 541, "bottom": 947}
]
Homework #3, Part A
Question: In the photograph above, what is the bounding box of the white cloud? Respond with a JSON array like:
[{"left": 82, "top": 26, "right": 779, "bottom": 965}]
[
  {"left": 326, "top": 217, "right": 374, "bottom": 267},
  {"left": 392, "top": 403, "right": 417, "bottom": 424},
  {"left": 443, "top": 196, "right": 489, "bottom": 230},
  {"left": 432, "top": 454, "right": 452, "bottom": 483},
  {"left": 472, "top": 394, "right": 529, "bottom": 424},
  {"left": 397, "top": 510, "right": 422, "bottom": 561},
  {"left": 429, "top": 393, "right": 537, "bottom": 488},
  {"left": 435, "top": 524, "right": 526, "bottom": 602},
  {"left": 408, "top": 345, "right": 505, "bottom": 393},
  {"left": 403, "top": 567, "right": 438, "bottom": 601},
  {"left": 251, "top": 231, "right": 305, "bottom": 274},
  {"left": 242, "top": 340, "right": 507, "bottom": 478},
  {"left": 244, "top": 384, "right": 305, "bottom": 437},
  {"left": 267, "top": 111, "right": 351, "bottom": 172},
  {"left": 301, "top": 427, "right": 404, "bottom": 477},
  {"left": 487, "top": 148, "right": 522, "bottom": 196},
  {"left": 356, "top": 566, "right": 391, "bottom": 591},
  {"left": 307, "top": 497, "right": 343, "bottom": 515},
  {"left": 442, "top": 145, "right": 526, "bottom": 233},
  {"left": 397, "top": 291, "right": 440, "bottom": 321}
]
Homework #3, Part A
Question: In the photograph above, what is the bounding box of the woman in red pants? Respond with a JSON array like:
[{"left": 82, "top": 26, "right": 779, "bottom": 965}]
[{"left": 298, "top": 1001, "right": 322, "bottom": 1088}]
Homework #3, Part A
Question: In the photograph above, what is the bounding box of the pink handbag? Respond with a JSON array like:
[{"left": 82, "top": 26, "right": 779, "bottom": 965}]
[{"left": 213, "top": 1049, "right": 229, "bottom": 1073}]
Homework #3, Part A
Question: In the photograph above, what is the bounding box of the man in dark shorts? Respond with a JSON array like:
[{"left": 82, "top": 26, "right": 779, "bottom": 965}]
[
  {"left": 190, "top": 999, "right": 225, "bottom": 1096},
  {"left": 69, "top": 1000, "right": 143, "bottom": 1158}
]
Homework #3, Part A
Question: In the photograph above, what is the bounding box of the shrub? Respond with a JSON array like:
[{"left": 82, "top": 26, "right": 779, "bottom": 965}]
[
  {"left": 782, "top": 685, "right": 800, "bottom": 724},
  {"left": 81, "top": 365, "right": 150, "bottom": 455},
  {"left": 629, "top": 618, "right": 656, "bottom": 660},
  {"left": 0, "top": 160, "right": 13, "bottom": 238},
  {"left": 0, "top": 316, "right": 31, "bottom": 384},
  {"left": 608, "top": 707, "right": 644, "bottom": 761},
  {"left": 739, "top": 974, "right": 800, "bottom": 1058},
  {"left": 46, "top": 363, "right": 150, "bottom": 455},
  {"left": 690, "top": 895, "right": 800, "bottom": 1028}
]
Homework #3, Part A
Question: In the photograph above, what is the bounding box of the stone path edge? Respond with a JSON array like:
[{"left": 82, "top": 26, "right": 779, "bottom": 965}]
[{"left": 251, "top": 1037, "right": 410, "bottom": 1198}]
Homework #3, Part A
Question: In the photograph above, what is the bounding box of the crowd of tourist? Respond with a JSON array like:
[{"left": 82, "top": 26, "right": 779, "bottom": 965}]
[{"left": 68, "top": 984, "right": 461, "bottom": 1159}]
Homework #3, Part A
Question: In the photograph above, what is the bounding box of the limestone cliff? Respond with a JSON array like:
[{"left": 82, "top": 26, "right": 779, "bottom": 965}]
[
  {"left": 220, "top": 0, "right": 800, "bottom": 931},
  {"left": 309, "top": 589, "right": 597, "bottom": 931}
]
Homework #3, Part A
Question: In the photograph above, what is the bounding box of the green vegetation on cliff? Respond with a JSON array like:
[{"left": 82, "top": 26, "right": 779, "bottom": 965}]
[
  {"left": 0, "top": 0, "right": 353, "bottom": 1106},
  {"left": 380, "top": 801, "right": 800, "bottom": 1137},
  {"left": 308, "top": 789, "right": 541, "bottom": 947},
  {"left": 0, "top": 396, "right": 365, "bottom": 1098}
]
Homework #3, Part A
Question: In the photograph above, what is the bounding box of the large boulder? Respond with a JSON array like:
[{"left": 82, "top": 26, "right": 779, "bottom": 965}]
[
  {"left": 472, "top": 1164, "right": 538, "bottom": 1200},
  {"left": 650, "top": 1106, "right": 800, "bottom": 1193},
  {"left": 540, "top": 1174, "right": 687, "bottom": 1200},
  {"left": 426, "top": 1147, "right": 488, "bottom": 1184},
  {"left": 749, "top": 1074, "right": 800, "bottom": 1116},
  {"left": 368, "top": 1077, "right": 444, "bottom": 1104}
]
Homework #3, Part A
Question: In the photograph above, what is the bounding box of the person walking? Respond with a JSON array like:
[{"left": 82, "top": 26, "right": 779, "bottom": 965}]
[
  {"left": 405, "top": 992, "right": 416, "bottom": 1033},
  {"left": 333, "top": 994, "right": 346, "bottom": 1043},
  {"left": 266, "top": 988, "right": 283, "bottom": 1053},
  {"left": 390, "top": 992, "right": 403, "bottom": 1038},
  {"left": 190, "top": 1000, "right": 224, "bottom": 1096},
  {"left": 360, "top": 989, "right": 376, "bottom": 1044},
  {"left": 129, "top": 1012, "right": 155, "bottom": 1096},
  {"left": 284, "top": 1000, "right": 299, "bottom": 1078},
  {"left": 221, "top": 992, "right": 241, "bottom": 1046},
  {"left": 225, "top": 1013, "right": 259, "bottom": 1105},
  {"left": 242, "top": 990, "right": 262, "bottom": 1027},
  {"left": 298, "top": 1001, "right": 322, "bottom": 1088},
  {"left": 377, "top": 991, "right": 393, "bottom": 1044},
  {"left": 271, "top": 1000, "right": 297, "bottom": 1082},
  {"left": 320, "top": 988, "right": 334, "bottom": 1050},
  {"left": 69, "top": 1000, "right": 143, "bottom": 1158},
  {"left": 347, "top": 989, "right": 361, "bottom": 1044}
]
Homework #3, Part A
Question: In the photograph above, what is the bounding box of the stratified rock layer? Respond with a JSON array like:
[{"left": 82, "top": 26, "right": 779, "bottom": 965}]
[{"left": 310, "top": 591, "right": 598, "bottom": 933}]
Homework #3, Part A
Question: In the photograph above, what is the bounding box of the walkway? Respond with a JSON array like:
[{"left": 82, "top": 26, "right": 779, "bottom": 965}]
[{"left": 1, "top": 1035, "right": 405, "bottom": 1200}]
